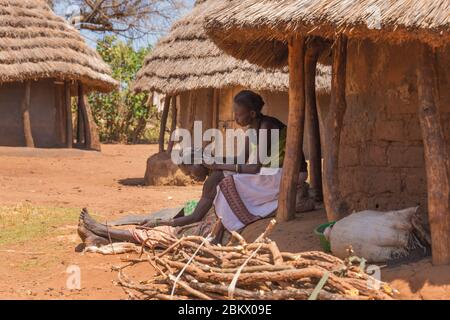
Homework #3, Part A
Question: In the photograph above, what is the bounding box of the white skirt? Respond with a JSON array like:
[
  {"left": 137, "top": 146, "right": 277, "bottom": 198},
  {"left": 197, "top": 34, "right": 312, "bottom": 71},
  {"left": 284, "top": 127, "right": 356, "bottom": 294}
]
[{"left": 213, "top": 168, "right": 282, "bottom": 232}]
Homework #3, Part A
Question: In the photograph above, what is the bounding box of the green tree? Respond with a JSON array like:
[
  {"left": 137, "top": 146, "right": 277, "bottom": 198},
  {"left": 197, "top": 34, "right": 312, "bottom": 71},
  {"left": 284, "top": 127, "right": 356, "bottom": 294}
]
[{"left": 89, "top": 36, "right": 159, "bottom": 143}]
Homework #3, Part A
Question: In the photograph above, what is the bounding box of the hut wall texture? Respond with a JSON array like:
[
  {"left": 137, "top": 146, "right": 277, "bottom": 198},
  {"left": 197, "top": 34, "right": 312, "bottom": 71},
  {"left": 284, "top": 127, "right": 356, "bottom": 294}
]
[
  {"left": 178, "top": 88, "right": 215, "bottom": 132},
  {"left": 336, "top": 40, "right": 450, "bottom": 214},
  {"left": 0, "top": 80, "right": 64, "bottom": 147}
]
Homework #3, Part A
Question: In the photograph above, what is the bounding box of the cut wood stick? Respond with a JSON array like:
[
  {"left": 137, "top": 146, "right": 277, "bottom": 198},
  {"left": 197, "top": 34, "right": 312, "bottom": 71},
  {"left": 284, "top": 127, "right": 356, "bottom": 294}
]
[
  {"left": 168, "top": 275, "right": 212, "bottom": 300},
  {"left": 268, "top": 241, "right": 284, "bottom": 265},
  {"left": 165, "top": 260, "right": 354, "bottom": 292},
  {"left": 229, "top": 231, "right": 247, "bottom": 246},
  {"left": 255, "top": 219, "right": 277, "bottom": 243},
  {"left": 196, "top": 263, "right": 294, "bottom": 274},
  {"left": 116, "top": 232, "right": 395, "bottom": 300}
]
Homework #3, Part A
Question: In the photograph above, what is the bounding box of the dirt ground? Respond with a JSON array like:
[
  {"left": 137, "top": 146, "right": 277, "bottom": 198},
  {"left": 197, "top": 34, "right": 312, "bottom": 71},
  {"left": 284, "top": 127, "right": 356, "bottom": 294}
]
[{"left": 0, "top": 144, "right": 449, "bottom": 300}]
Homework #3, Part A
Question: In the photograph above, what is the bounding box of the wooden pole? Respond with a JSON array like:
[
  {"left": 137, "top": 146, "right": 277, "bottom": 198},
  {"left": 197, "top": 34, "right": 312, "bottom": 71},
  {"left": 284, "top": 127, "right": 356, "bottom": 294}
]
[
  {"left": 323, "top": 34, "right": 348, "bottom": 222},
  {"left": 277, "top": 35, "right": 306, "bottom": 222},
  {"left": 305, "top": 38, "right": 327, "bottom": 202},
  {"left": 78, "top": 83, "right": 91, "bottom": 148},
  {"left": 21, "top": 81, "right": 34, "bottom": 148},
  {"left": 76, "top": 92, "right": 85, "bottom": 145},
  {"left": 417, "top": 45, "right": 450, "bottom": 265},
  {"left": 55, "top": 84, "right": 65, "bottom": 146},
  {"left": 65, "top": 81, "right": 73, "bottom": 148},
  {"left": 167, "top": 95, "right": 178, "bottom": 154},
  {"left": 78, "top": 82, "right": 101, "bottom": 151},
  {"left": 159, "top": 95, "right": 171, "bottom": 153}
]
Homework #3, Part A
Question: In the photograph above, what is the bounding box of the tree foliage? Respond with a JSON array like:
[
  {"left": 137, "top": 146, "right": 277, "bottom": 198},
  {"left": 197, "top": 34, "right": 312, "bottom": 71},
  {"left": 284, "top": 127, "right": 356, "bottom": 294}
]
[{"left": 88, "top": 36, "right": 159, "bottom": 143}]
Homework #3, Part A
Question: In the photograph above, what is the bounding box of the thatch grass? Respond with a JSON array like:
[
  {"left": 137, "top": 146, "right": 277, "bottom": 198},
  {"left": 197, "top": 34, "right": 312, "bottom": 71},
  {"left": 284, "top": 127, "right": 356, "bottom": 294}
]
[
  {"left": 0, "top": 0, "right": 117, "bottom": 92},
  {"left": 133, "top": 0, "right": 331, "bottom": 95},
  {"left": 204, "top": 0, "right": 450, "bottom": 68}
]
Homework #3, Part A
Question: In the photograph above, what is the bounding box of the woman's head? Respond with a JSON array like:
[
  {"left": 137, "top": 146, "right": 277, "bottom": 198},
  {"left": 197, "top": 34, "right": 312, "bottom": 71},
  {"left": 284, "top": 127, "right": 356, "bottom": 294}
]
[{"left": 233, "top": 90, "right": 265, "bottom": 127}]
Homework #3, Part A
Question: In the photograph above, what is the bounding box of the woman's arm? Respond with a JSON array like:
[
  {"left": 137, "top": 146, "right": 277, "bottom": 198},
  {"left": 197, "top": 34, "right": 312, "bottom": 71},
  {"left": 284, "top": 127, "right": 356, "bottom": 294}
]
[{"left": 142, "top": 191, "right": 218, "bottom": 228}]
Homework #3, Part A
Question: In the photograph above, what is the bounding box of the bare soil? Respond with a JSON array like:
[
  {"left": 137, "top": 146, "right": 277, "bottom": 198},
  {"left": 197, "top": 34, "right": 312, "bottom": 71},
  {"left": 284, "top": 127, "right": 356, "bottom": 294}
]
[
  {"left": 0, "top": 144, "right": 200, "bottom": 300},
  {"left": 0, "top": 144, "right": 448, "bottom": 300}
]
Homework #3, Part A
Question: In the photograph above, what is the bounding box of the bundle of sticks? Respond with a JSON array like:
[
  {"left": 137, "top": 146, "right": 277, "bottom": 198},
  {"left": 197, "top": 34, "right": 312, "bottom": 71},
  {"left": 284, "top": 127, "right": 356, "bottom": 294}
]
[{"left": 114, "top": 220, "right": 395, "bottom": 300}]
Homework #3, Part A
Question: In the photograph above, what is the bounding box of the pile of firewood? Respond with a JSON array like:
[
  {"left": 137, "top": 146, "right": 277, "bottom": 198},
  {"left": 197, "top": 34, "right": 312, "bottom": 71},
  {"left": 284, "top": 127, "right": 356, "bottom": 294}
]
[{"left": 114, "top": 220, "right": 396, "bottom": 300}]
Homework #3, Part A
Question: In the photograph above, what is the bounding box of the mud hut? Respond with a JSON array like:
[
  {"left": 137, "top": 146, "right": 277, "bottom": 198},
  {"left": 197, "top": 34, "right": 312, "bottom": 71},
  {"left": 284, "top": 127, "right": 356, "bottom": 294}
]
[
  {"left": 204, "top": 0, "right": 450, "bottom": 265},
  {"left": 0, "top": 0, "right": 117, "bottom": 150},
  {"left": 133, "top": 0, "right": 330, "bottom": 187}
]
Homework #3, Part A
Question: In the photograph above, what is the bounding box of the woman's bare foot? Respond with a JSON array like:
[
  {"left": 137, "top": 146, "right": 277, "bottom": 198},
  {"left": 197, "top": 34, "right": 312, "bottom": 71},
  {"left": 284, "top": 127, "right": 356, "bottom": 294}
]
[
  {"left": 79, "top": 208, "right": 143, "bottom": 244},
  {"left": 80, "top": 208, "right": 110, "bottom": 236},
  {"left": 78, "top": 209, "right": 110, "bottom": 247}
]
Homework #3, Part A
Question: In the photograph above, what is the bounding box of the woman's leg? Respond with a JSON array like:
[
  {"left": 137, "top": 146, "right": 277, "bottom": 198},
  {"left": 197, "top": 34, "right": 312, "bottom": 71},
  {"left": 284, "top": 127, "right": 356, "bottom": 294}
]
[
  {"left": 79, "top": 208, "right": 140, "bottom": 244},
  {"left": 79, "top": 170, "right": 225, "bottom": 244},
  {"left": 171, "top": 170, "right": 225, "bottom": 227}
]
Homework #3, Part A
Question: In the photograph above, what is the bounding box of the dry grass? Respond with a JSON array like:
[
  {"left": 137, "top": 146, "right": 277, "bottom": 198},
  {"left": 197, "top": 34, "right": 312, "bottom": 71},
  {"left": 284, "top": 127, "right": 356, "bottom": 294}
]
[
  {"left": 0, "top": 0, "right": 117, "bottom": 92},
  {"left": 0, "top": 203, "right": 80, "bottom": 245},
  {"left": 204, "top": 0, "right": 450, "bottom": 68},
  {"left": 134, "top": 0, "right": 319, "bottom": 95}
]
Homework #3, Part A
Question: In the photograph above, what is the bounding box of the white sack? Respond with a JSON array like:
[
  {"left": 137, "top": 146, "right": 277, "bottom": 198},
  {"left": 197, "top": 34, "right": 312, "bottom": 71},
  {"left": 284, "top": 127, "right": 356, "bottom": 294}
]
[{"left": 330, "top": 207, "right": 418, "bottom": 263}]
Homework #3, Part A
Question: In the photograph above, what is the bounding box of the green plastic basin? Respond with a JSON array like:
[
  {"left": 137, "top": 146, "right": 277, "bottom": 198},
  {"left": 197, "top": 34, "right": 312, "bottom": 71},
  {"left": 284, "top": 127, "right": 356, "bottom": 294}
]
[{"left": 314, "top": 221, "right": 336, "bottom": 253}]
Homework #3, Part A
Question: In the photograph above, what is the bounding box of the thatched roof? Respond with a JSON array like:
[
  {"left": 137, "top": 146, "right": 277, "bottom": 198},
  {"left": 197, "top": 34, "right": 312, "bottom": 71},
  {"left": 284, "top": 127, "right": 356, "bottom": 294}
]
[
  {"left": 0, "top": 0, "right": 117, "bottom": 92},
  {"left": 133, "top": 0, "right": 331, "bottom": 95},
  {"left": 204, "top": 0, "right": 450, "bottom": 68}
]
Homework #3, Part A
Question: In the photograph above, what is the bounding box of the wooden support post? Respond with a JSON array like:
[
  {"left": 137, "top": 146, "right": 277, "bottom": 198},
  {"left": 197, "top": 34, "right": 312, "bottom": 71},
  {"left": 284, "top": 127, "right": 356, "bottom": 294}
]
[
  {"left": 76, "top": 94, "right": 85, "bottom": 145},
  {"left": 305, "top": 38, "right": 327, "bottom": 202},
  {"left": 78, "top": 84, "right": 90, "bottom": 147},
  {"left": 55, "top": 84, "right": 65, "bottom": 146},
  {"left": 65, "top": 81, "right": 73, "bottom": 148},
  {"left": 323, "top": 34, "right": 348, "bottom": 222},
  {"left": 159, "top": 95, "right": 171, "bottom": 153},
  {"left": 167, "top": 96, "right": 178, "bottom": 154},
  {"left": 277, "top": 35, "right": 306, "bottom": 222},
  {"left": 21, "top": 81, "right": 34, "bottom": 147},
  {"left": 78, "top": 82, "right": 101, "bottom": 151},
  {"left": 417, "top": 45, "right": 450, "bottom": 265}
]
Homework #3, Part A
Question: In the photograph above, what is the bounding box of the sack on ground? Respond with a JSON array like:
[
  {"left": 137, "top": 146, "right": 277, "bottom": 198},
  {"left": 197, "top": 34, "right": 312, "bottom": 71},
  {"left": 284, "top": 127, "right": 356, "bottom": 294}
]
[{"left": 329, "top": 207, "right": 419, "bottom": 263}]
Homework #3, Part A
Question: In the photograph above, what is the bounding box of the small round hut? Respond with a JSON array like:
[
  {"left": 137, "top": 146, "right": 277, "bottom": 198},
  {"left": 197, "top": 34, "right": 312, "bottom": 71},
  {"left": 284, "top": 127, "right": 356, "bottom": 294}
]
[
  {"left": 133, "top": 0, "right": 330, "bottom": 186},
  {"left": 205, "top": 0, "right": 450, "bottom": 264},
  {"left": 0, "top": 0, "right": 117, "bottom": 150}
]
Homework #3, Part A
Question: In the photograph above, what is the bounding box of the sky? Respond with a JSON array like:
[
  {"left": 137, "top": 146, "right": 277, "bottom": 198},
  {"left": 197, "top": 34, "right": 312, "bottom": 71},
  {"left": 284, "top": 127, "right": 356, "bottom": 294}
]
[{"left": 54, "top": 0, "right": 196, "bottom": 49}]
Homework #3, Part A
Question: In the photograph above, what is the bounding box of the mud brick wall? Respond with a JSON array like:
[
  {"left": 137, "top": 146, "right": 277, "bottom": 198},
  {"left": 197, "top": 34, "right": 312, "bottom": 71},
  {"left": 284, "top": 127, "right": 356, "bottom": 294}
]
[
  {"left": 0, "top": 79, "right": 63, "bottom": 147},
  {"left": 335, "top": 40, "right": 450, "bottom": 214}
]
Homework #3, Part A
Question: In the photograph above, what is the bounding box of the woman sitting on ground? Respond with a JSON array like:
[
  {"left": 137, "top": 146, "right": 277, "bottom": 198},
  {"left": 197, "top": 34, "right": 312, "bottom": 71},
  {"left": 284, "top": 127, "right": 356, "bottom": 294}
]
[{"left": 78, "top": 90, "right": 307, "bottom": 247}]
